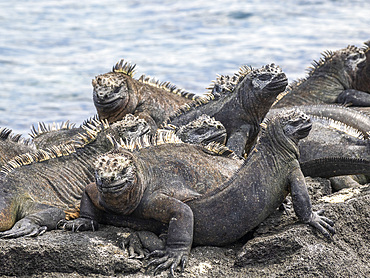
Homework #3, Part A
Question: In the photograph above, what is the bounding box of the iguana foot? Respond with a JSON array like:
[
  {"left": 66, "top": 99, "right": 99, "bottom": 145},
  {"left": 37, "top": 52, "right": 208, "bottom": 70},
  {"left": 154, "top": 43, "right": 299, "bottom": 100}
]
[
  {"left": 123, "top": 230, "right": 165, "bottom": 259},
  {"left": 279, "top": 197, "right": 292, "bottom": 214},
  {"left": 337, "top": 89, "right": 370, "bottom": 107},
  {"left": 306, "top": 209, "right": 335, "bottom": 240},
  {"left": 0, "top": 218, "right": 47, "bottom": 239},
  {"left": 146, "top": 246, "right": 189, "bottom": 276},
  {"left": 57, "top": 217, "right": 98, "bottom": 232}
]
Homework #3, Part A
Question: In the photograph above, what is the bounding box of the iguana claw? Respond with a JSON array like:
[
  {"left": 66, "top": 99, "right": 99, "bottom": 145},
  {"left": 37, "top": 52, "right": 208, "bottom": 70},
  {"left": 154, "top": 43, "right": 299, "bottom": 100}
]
[
  {"left": 0, "top": 218, "right": 47, "bottom": 239},
  {"left": 306, "top": 209, "right": 335, "bottom": 240},
  {"left": 57, "top": 218, "right": 98, "bottom": 232},
  {"left": 122, "top": 230, "right": 165, "bottom": 259},
  {"left": 147, "top": 247, "right": 189, "bottom": 276}
]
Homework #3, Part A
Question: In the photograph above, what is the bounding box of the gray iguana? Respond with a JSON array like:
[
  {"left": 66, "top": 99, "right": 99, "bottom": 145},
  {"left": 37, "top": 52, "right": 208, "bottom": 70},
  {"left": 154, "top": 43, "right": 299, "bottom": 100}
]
[
  {"left": 60, "top": 109, "right": 344, "bottom": 275},
  {"left": 273, "top": 40, "right": 370, "bottom": 107},
  {"left": 162, "top": 63, "right": 288, "bottom": 156},
  {"left": 269, "top": 104, "right": 370, "bottom": 188},
  {"left": 93, "top": 59, "right": 198, "bottom": 130},
  {"left": 0, "top": 114, "right": 151, "bottom": 238},
  {"left": 0, "top": 113, "right": 232, "bottom": 238}
]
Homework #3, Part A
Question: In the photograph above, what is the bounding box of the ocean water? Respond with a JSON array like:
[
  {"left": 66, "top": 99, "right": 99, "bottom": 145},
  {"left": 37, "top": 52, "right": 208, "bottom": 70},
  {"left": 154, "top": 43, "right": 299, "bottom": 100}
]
[{"left": 0, "top": 0, "right": 369, "bottom": 135}]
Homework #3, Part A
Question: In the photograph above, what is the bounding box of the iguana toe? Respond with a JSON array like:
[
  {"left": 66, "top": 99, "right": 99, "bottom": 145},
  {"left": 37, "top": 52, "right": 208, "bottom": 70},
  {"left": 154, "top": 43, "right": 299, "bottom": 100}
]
[
  {"left": 57, "top": 218, "right": 98, "bottom": 232},
  {"left": 147, "top": 247, "right": 189, "bottom": 275},
  {"left": 0, "top": 219, "right": 47, "bottom": 239},
  {"left": 307, "top": 210, "right": 335, "bottom": 240},
  {"left": 122, "top": 230, "right": 165, "bottom": 259}
]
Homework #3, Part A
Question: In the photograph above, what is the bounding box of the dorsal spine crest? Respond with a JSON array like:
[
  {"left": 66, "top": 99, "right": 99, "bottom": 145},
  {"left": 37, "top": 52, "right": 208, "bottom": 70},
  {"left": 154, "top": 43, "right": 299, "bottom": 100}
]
[
  {"left": 29, "top": 120, "right": 76, "bottom": 139},
  {"left": 0, "top": 143, "right": 77, "bottom": 177},
  {"left": 112, "top": 59, "right": 198, "bottom": 100}
]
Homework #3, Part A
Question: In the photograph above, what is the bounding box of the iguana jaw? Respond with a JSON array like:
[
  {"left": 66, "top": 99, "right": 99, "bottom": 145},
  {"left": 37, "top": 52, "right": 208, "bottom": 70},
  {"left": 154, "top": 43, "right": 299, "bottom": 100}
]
[
  {"left": 265, "top": 74, "right": 288, "bottom": 93},
  {"left": 200, "top": 131, "right": 227, "bottom": 145},
  {"left": 93, "top": 90, "right": 130, "bottom": 120}
]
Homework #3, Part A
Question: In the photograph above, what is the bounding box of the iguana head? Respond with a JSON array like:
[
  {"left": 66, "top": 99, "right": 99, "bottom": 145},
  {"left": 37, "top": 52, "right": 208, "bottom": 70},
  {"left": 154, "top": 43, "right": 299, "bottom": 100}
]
[
  {"left": 281, "top": 109, "right": 312, "bottom": 144},
  {"left": 107, "top": 114, "right": 152, "bottom": 141},
  {"left": 237, "top": 64, "right": 288, "bottom": 114},
  {"left": 77, "top": 114, "right": 151, "bottom": 154},
  {"left": 258, "top": 109, "right": 311, "bottom": 159},
  {"left": 353, "top": 40, "right": 370, "bottom": 92},
  {"left": 94, "top": 149, "right": 142, "bottom": 215},
  {"left": 310, "top": 44, "right": 369, "bottom": 92},
  {"left": 92, "top": 62, "right": 138, "bottom": 123},
  {"left": 167, "top": 114, "right": 227, "bottom": 145}
]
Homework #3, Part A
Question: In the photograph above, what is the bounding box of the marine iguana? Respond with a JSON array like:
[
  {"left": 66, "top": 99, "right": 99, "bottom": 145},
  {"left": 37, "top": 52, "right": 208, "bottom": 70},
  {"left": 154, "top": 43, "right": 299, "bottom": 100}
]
[
  {"left": 0, "top": 128, "right": 35, "bottom": 166},
  {"left": 0, "top": 114, "right": 151, "bottom": 238},
  {"left": 162, "top": 63, "right": 288, "bottom": 156},
  {"left": 93, "top": 59, "right": 198, "bottom": 130},
  {"left": 31, "top": 113, "right": 226, "bottom": 149},
  {"left": 273, "top": 40, "right": 370, "bottom": 107},
  {"left": 268, "top": 104, "right": 370, "bottom": 188},
  {"left": 60, "top": 109, "right": 342, "bottom": 275},
  {"left": 30, "top": 120, "right": 81, "bottom": 149}
]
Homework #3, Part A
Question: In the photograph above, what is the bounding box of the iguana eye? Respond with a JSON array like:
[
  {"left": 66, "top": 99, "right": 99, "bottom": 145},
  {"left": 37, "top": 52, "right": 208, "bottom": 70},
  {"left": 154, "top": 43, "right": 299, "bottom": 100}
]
[
  {"left": 129, "top": 126, "right": 138, "bottom": 132},
  {"left": 113, "top": 87, "right": 121, "bottom": 94},
  {"left": 289, "top": 119, "right": 302, "bottom": 126},
  {"left": 258, "top": 73, "right": 272, "bottom": 81}
]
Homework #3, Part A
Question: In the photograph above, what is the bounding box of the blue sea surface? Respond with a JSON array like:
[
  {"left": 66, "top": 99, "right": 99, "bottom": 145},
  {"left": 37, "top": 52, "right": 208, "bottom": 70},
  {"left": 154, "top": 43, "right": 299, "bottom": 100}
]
[{"left": 0, "top": 0, "right": 369, "bottom": 135}]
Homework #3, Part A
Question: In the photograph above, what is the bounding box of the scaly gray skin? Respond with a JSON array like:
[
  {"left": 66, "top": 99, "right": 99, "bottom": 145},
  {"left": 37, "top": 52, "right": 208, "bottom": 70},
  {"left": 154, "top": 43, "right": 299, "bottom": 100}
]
[
  {"left": 162, "top": 64, "right": 288, "bottom": 156},
  {"left": 61, "top": 109, "right": 341, "bottom": 275},
  {"left": 0, "top": 128, "right": 35, "bottom": 166},
  {"left": 93, "top": 59, "right": 198, "bottom": 130},
  {"left": 0, "top": 114, "right": 151, "bottom": 238},
  {"left": 273, "top": 41, "right": 370, "bottom": 107}
]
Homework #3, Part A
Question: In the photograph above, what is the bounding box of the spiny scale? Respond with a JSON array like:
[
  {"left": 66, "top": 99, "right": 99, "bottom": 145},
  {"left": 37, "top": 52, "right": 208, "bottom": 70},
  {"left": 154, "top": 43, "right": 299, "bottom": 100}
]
[
  {"left": 29, "top": 120, "right": 76, "bottom": 139},
  {"left": 111, "top": 59, "right": 198, "bottom": 100}
]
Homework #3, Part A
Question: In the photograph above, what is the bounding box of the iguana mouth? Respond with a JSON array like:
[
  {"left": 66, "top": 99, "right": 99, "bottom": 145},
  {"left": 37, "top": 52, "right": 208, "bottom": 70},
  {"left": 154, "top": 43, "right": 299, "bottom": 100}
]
[
  {"left": 297, "top": 122, "right": 312, "bottom": 138},
  {"left": 266, "top": 78, "right": 288, "bottom": 92},
  {"left": 93, "top": 92, "right": 124, "bottom": 106},
  {"left": 96, "top": 177, "right": 130, "bottom": 194},
  {"left": 201, "top": 132, "right": 227, "bottom": 145}
]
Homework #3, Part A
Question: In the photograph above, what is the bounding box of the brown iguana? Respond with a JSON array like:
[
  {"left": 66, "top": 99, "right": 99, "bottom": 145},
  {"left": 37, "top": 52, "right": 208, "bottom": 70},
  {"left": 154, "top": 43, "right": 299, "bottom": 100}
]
[
  {"left": 60, "top": 109, "right": 342, "bottom": 275},
  {"left": 0, "top": 114, "right": 151, "bottom": 238},
  {"left": 273, "top": 40, "right": 370, "bottom": 107},
  {"left": 93, "top": 59, "right": 198, "bottom": 130},
  {"left": 162, "top": 63, "right": 288, "bottom": 156}
]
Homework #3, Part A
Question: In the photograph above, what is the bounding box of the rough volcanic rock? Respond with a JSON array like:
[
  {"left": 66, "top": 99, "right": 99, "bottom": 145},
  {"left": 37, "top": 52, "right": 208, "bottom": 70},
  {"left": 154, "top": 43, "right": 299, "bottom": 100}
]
[{"left": 0, "top": 178, "right": 369, "bottom": 277}]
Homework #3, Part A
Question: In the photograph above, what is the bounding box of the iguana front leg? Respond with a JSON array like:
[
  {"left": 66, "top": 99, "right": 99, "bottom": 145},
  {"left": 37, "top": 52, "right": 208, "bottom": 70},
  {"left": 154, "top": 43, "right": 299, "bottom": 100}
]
[
  {"left": 289, "top": 167, "right": 335, "bottom": 239},
  {"left": 58, "top": 184, "right": 102, "bottom": 232},
  {"left": 226, "top": 124, "right": 251, "bottom": 156},
  {"left": 0, "top": 206, "right": 65, "bottom": 239},
  {"left": 139, "top": 192, "right": 193, "bottom": 276},
  {"left": 337, "top": 89, "right": 370, "bottom": 106}
]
